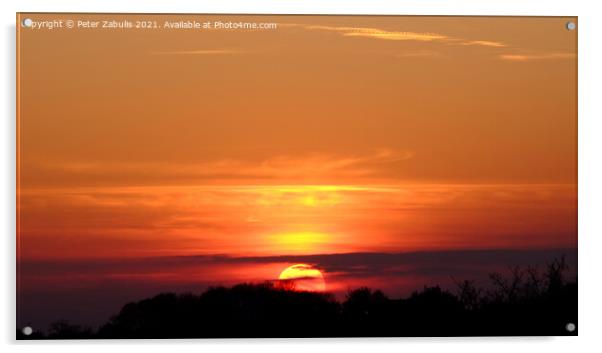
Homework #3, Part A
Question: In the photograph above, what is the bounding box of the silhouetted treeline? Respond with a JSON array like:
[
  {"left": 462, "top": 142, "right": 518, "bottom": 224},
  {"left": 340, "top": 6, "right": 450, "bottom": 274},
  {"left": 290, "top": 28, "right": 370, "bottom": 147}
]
[{"left": 18, "top": 257, "right": 577, "bottom": 339}]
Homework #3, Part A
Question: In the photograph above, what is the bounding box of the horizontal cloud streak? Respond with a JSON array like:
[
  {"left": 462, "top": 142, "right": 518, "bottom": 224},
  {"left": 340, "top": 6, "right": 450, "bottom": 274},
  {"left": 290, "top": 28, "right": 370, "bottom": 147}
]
[
  {"left": 18, "top": 183, "right": 577, "bottom": 259},
  {"left": 20, "top": 248, "right": 577, "bottom": 279},
  {"left": 500, "top": 53, "right": 576, "bottom": 61},
  {"left": 460, "top": 40, "right": 506, "bottom": 48}
]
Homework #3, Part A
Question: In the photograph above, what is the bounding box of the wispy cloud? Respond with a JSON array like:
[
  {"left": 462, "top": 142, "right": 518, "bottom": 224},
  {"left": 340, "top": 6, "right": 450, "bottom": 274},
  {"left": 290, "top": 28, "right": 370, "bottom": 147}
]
[
  {"left": 293, "top": 24, "right": 506, "bottom": 48},
  {"left": 500, "top": 53, "right": 576, "bottom": 62},
  {"left": 152, "top": 49, "right": 246, "bottom": 55},
  {"left": 460, "top": 40, "right": 507, "bottom": 48},
  {"left": 303, "top": 25, "right": 448, "bottom": 42},
  {"left": 22, "top": 149, "right": 414, "bottom": 187}
]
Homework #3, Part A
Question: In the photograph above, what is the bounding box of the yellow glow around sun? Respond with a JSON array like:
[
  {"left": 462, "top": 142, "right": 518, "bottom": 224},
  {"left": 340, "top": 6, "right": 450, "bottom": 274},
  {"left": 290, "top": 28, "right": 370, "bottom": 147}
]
[
  {"left": 301, "top": 195, "right": 317, "bottom": 206},
  {"left": 268, "top": 231, "right": 329, "bottom": 252},
  {"left": 251, "top": 185, "right": 368, "bottom": 207}
]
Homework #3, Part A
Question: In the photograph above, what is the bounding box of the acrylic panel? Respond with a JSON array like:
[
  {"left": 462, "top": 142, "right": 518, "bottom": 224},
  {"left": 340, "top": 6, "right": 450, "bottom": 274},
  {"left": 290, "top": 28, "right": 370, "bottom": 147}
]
[{"left": 16, "top": 13, "right": 578, "bottom": 338}]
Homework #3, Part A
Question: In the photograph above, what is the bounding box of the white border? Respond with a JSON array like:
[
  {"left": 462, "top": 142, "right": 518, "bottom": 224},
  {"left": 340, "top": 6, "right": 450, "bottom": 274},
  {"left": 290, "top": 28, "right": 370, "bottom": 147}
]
[{"left": 2, "top": 1, "right": 602, "bottom": 352}]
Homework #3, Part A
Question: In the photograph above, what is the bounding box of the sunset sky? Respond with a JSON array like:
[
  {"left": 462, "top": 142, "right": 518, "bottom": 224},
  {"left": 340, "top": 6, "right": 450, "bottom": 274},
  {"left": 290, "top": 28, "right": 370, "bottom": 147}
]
[{"left": 17, "top": 14, "right": 577, "bottom": 329}]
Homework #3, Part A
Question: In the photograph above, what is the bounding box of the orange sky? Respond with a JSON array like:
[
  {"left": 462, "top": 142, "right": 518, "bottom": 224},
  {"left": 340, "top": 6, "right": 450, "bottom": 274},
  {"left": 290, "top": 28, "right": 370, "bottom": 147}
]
[{"left": 17, "top": 14, "right": 577, "bottom": 262}]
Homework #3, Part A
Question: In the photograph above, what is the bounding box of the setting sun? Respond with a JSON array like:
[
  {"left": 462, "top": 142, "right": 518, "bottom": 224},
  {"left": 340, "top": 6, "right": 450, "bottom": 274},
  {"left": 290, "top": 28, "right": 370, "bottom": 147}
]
[{"left": 278, "top": 264, "right": 326, "bottom": 292}]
